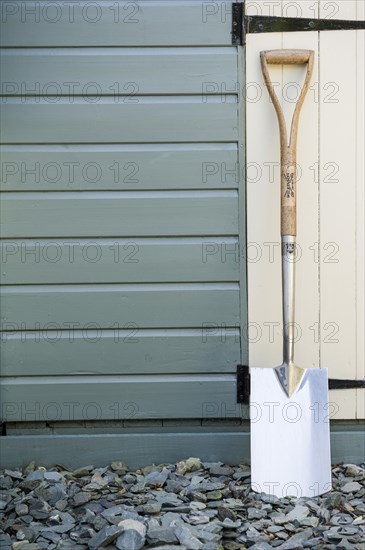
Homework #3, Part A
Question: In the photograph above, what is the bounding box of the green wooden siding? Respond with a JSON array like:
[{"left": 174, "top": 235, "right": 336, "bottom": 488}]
[
  {"left": 0, "top": 144, "right": 239, "bottom": 191},
  {"left": 1, "top": 192, "right": 238, "bottom": 237},
  {"left": 0, "top": 1, "right": 234, "bottom": 47},
  {"left": 1, "top": 48, "right": 237, "bottom": 95},
  {"left": 0, "top": 0, "right": 247, "bottom": 456}
]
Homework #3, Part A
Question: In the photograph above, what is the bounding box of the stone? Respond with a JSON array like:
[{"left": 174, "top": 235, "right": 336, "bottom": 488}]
[
  {"left": 12, "top": 544, "right": 43, "bottom": 550},
  {"left": 16, "top": 527, "right": 35, "bottom": 542},
  {"left": 115, "top": 519, "right": 147, "bottom": 550},
  {"left": 141, "top": 501, "right": 162, "bottom": 514},
  {"left": 0, "top": 461, "right": 363, "bottom": 550},
  {"left": 55, "top": 499, "right": 68, "bottom": 511},
  {"left": 29, "top": 499, "right": 52, "bottom": 520},
  {"left": 189, "top": 490, "right": 208, "bottom": 503},
  {"left": 285, "top": 505, "right": 310, "bottom": 523},
  {"left": 72, "top": 465, "right": 95, "bottom": 478},
  {"left": 145, "top": 468, "right": 169, "bottom": 487},
  {"left": 330, "top": 514, "right": 353, "bottom": 525},
  {"left": 352, "top": 516, "right": 365, "bottom": 525},
  {"left": 44, "top": 471, "right": 65, "bottom": 483},
  {"left": 201, "top": 544, "right": 224, "bottom": 550},
  {"left": 200, "top": 482, "right": 226, "bottom": 492},
  {"left": 19, "top": 480, "right": 42, "bottom": 493},
  {"left": 206, "top": 490, "right": 223, "bottom": 501},
  {"left": 165, "top": 479, "right": 185, "bottom": 493},
  {"left": 175, "top": 525, "right": 204, "bottom": 549},
  {"left": 0, "top": 533, "right": 12, "bottom": 550},
  {"left": 190, "top": 501, "right": 207, "bottom": 511},
  {"left": 209, "top": 465, "right": 234, "bottom": 477},
  {"left": 341, "top": 481, "right": 362, "bottom": 493},
  {"left": 111, "top": 461, "right": 128, "bottom": 472},
  {"left": 35, "top": 482, "right": 67, "bottom": 505},
  {"left": 186, "top": 458, "right": 203, "bottom": 472},
  {"left": 15, "top": 503, "right": 29, "bottom": 516},
  {"left": 343, "top": 464, "right": 364, "bottom": 477},
  {"left": 23, "top": 461, "right": 36, "bottom": 474},
  {"left": 176, "top": 458, "right": 203, "bottom": 475},
  {"left": 317, "top": 507, "right": 331, "bottom": 522},
  {"left": 102, "top": 504, "right": 128, "bottom": 518},
  {"left": 4, "top": 469, "right": 23, "bottom": 480},
  {"left": 25, "top": 470, "right": 45, "bottom": 482},
  {"left": 161, "top": 512, "right": 185, "bottom": 528},
  {"left": 217, "top": 507, "right": 237, "bottom": 522},
  {"left": 276, "top": 543, "right": 304, "bottom": 550},
  {"left": 88, "top": 524, "right": 124, "bottom": 548},
  {"left": 183, "top": 514, "right": 211, "bottom": 525},
  {"left": 73, "top": 492, "right": 90, "bottom": 506},
  {"left": 324, "top": 492, "right": 344, "bottom": 509},
  {"left": 336, "top": 538, "right": 359, "bottom": 550},
  {"left": 248, "top": 507, "right": 267, "bottom": 520},
  {"left": 301, "top": 517, "right": 319, "bottom": 528},
  {"left": 147, "top": 525, "right": 178, "bottom": 543},
  {"left": 302, "top": 538, "right": 322, "bottom": 548}
]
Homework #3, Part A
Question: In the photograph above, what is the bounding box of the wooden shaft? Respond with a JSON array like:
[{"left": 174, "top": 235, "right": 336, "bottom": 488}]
[
  {"left": 281, "top": 147, "right": 296, "bottom": 236},
  {"left": 260, "top": 49, "right": 314, "bottom": 236}
]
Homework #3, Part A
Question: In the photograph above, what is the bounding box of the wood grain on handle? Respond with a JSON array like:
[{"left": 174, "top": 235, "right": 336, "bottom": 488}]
[
  {"left": 262, "top": 49, "right": 312, "bottom": 65},
  {"left": 260, "top": 49, "right": 314, "bottom": 236}
]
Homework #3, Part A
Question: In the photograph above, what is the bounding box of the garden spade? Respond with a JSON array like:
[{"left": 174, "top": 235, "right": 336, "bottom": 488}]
[{"left": 250, "top": 50, "right": 332, "bottom": 498}]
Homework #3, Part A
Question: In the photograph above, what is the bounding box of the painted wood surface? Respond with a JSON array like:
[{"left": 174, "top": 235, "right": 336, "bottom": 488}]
[
  {"left": 0, "top": 374, "right": 239, "bottom": 421},
  {"left": 0, "top": 145, "right": 240, "bottom": 191},
  {"left": 1, "top": 192, "right": 238, "bottom": 238},
  {"left": 0, "top": 48, "right": 237, "bottom": 96},
  {"left": 1, "top": 238, "right": 240, "bottom": 284},
  {"left": 1, "top": 330, "right": 240, "bottom": 377},
  {"left": 1, "top": 284, "right": 240, "bottom": 328},
  {"left": 1, "top": 98, "right": 238, "bottom": 144},
  {"left": 0, "top": 0, "right": 246, "bottom": 432},
  {"left": 0, "top": 424, "right": 363, "bottom": 469},
  {"left": 0, "top": 1, "right": 234, "bottom": 47},
  {"left": 0, "top": 431, "right": 249, "bottom": 469},
  {"left": 246, "top": 0, "right": 364, "bottom": 419}
]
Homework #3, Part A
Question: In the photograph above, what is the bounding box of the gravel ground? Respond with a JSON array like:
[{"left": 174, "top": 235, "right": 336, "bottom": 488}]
[{"left": 0, "top": 459, "right": 364, "bottom": 550}]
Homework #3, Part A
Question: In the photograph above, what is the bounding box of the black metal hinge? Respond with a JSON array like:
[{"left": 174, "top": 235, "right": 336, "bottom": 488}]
[
  {"left": 237, "top": 364, "right": 250, "bottom": 404},
  {"left": 232, "top": 2, "right": 365, "bottom": 45},
  {"left": 237, "top": 365, "right": 365, "bottom": 404}
]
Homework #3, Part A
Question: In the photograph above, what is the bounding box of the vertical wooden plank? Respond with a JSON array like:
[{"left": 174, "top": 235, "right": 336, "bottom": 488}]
[
  {"left": 355, "top": 0, "right": 365, "bottom": 419},
  {"left": 319, "top": 0, "right": 358, "bottom": 419},
  {"left": 246, "top": 0, "right": 283, "bottom": 369}
]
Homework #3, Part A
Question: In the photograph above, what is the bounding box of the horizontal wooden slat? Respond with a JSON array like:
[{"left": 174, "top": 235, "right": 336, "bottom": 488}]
[
  {"left": 0, "top": 97, "right": 237, "bottom": 144},
  {"left": 1, "top": 426, "right": 363, "bottom": 469},
  {"left": 0, "top": 238, "right": 239, "bottom": 284},
  {"left": 1, "top": 329, "right": 240, "bottom": 376},
  {"left": 0, "top": 191, "right": 238, "bottom": 238},
  {"left": 0, "top": 144, "right": 239, "bottom": 191},
  {"left": 0, "top": 1, "right": 234, "bottom": 47},
  {"left": 1, "top": 283, "right": 240, "bottom": 328},
  {"left": 0, "top": 431, "right": 249, "bottom": 469},
  {"left": 0, "top": 48, "right": 237, "bottom": 95},
  {"left": 0, "top": 374, "right": 237, "bottom": 420}
]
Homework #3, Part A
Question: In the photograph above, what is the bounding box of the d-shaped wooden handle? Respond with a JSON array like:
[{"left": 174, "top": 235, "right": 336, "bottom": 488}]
[
  {"left": 262, "top": 49, "right": 312, "bottom": 65},
  {"left": 260, "top": 49, "right": 314, "bottom": 236}
]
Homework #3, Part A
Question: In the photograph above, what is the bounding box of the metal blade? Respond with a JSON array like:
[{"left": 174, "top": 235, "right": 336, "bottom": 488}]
[
  {"left": 275, "top": 364, "right": 305, "bottom": 397},
  {"left": 250, "top": 366, "right": 332, "bottom": 498}
]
